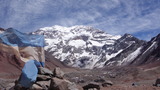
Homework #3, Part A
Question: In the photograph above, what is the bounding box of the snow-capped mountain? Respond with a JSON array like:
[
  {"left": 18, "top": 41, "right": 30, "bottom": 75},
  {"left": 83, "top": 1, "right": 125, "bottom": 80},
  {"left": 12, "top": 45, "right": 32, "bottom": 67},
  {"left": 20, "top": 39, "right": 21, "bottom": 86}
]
[{"left": 33, "top": 25, "right": 145, "bottom": 69}]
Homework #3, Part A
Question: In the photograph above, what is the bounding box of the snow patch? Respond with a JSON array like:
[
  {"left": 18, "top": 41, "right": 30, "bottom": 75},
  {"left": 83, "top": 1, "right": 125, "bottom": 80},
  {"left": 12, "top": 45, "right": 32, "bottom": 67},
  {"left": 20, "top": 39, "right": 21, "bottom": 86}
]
[
  {"left": 118, "top": 47, "right": 142, "bottom": 66},
  {"left": 90, "top": 40, "right": 104, "bottom": 47},
  {"left": 68, "top": 40, "right": 86, "bottom": 48},
  {"left": 142, "top": 42, "right": 157, "bottom": 55}
]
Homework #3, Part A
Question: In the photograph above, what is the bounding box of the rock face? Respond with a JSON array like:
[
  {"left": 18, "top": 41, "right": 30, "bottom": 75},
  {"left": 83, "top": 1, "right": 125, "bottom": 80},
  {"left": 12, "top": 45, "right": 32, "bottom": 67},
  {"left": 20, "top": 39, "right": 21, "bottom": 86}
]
[{"left": 33, "top": 25, "right": 146, "bottom": 69}]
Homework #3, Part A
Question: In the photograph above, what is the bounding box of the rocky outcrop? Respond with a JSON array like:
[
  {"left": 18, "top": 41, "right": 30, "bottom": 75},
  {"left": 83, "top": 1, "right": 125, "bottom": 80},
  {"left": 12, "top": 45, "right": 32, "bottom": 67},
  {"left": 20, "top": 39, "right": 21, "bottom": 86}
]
[{"left": 14, "top": 67, "right": 79, "bottom": 90}]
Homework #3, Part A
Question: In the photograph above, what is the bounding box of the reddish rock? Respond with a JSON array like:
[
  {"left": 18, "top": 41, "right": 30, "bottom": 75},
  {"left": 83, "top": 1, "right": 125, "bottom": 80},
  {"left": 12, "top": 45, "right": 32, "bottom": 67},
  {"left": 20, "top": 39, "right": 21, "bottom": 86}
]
[{"left": 0, "top": 51, "right": 24, "bottom": 79}]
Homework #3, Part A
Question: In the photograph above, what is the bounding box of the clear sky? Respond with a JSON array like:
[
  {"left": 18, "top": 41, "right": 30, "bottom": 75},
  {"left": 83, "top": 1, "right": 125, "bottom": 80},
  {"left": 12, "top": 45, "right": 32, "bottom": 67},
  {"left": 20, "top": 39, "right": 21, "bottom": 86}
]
[{"left": 0, "top": 0, "right": 160, "bottom": 40}]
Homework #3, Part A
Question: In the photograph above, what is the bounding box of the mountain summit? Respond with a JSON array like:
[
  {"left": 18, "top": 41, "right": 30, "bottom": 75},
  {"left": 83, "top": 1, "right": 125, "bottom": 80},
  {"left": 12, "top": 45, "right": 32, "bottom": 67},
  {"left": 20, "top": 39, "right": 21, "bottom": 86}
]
[{"left": 33, "top": 25, "right": 147, "bottom": 69}]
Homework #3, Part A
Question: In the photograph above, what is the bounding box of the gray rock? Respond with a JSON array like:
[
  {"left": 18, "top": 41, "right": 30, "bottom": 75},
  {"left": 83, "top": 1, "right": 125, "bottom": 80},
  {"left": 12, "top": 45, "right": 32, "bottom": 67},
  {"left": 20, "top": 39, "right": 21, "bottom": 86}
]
[
  {"left": 102, "top": 80, "right": 113, "bottom": 87},
  {"left": 38, "top": 67, "right": 53, "bottom": 75},
  {"left": 53, "top": 67, "right": 64, "bottom": 79},
  {"left": 83, "top": 82, "right": 100, "bottom": 90},
  {"left": 157, "top": 84, "right": 160, "bottom": 87},
  {"left": 155, "top": 78, "right": 160, "bottom": 87},
  {"left": 37, "top": 74, "right": 51, "bottom": 81},
  {"left": 49, "top": 77, "right": 78, "bottom": 90},
  {"left": 132, "top": 82, "right": 139, "bottom": 86}
]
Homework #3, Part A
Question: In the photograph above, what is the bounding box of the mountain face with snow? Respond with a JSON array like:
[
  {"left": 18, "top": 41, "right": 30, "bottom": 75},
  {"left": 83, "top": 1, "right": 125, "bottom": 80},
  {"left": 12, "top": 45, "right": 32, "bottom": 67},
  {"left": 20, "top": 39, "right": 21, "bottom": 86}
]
[
  {"left": 104, "top": 34, "right": 146, "bottom": 66},
  {"left": 33, "top": 25, "right": 148, "bottom": 69},
  {"left": 131, "top": 33, "right": 160, "bottom": 65}
]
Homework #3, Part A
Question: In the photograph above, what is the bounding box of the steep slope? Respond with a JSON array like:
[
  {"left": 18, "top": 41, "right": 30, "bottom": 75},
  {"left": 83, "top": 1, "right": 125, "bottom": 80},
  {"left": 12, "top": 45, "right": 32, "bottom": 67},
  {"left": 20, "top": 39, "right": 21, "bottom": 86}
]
[
  {"left": 33, "top": 25, "right": 145, "bottom": 69},
  {"left": 104, "top": 34, "right": 146, "bottom": 66},
  {"left": 131, "top": 33, "right": 160, "bottom": 66}
]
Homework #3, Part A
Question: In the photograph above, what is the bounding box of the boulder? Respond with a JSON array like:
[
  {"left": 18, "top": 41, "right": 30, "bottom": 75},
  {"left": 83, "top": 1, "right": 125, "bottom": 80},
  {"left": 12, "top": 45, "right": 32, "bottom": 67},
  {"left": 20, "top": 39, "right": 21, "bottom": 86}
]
[
  {"left": 132, "top": 82, "right": 139, "bottom": 86},
  {"left": 49, "top": 77, "right": 78, "bottom": 90},
  {"left": 38, "top": 67, "right": 53, "bottom": 76},
  {"left": 36, "top": 80, "right": 51, "bottom": 90},
  {"left": 155, "top": 78, "right": 160, "bottom": 87},
  {"left": 53, "top": 67, "right": 64, "bottom": 79},
  {"left": 30, "top": 84, "right": 43, "bottom": 90},
  {"left": 83, "top": 82, "right": 100, "bottom": 90},
  {"left": 37, "top": 74, "right": 51, "bottom": 81},
  {"left": 102, "top": 80, "right": 113, "bottom": 87}
]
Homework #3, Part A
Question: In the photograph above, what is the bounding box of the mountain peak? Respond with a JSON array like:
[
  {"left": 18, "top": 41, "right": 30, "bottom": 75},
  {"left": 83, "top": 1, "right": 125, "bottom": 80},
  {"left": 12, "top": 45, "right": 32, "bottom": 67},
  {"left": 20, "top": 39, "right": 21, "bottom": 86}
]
[
  {"left": 39, "top": 25, "right": 93, "bottom": 32},
  {"left": 0, "top": 27, "right": 5, "bottom": 33},
  {"left": 123, "top": 33, "right": 134, "bottom": 38}
]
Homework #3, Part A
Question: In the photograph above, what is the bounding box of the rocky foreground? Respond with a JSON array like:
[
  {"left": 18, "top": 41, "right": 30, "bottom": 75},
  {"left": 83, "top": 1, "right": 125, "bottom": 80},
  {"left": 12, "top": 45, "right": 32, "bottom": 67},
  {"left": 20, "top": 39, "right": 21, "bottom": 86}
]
[
  {"left": 1, "top": 64, "right": 160, "bottom": 90},
  {"left": 64, "top": 67, "right": 160, "bottom": 90}
]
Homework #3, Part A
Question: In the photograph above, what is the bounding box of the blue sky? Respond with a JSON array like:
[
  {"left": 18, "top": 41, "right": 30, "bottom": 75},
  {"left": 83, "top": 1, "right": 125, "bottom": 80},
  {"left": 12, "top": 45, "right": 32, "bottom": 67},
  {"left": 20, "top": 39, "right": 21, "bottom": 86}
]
[{"left": 0, "top": 0, "right": 160, "bottom": 40}]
